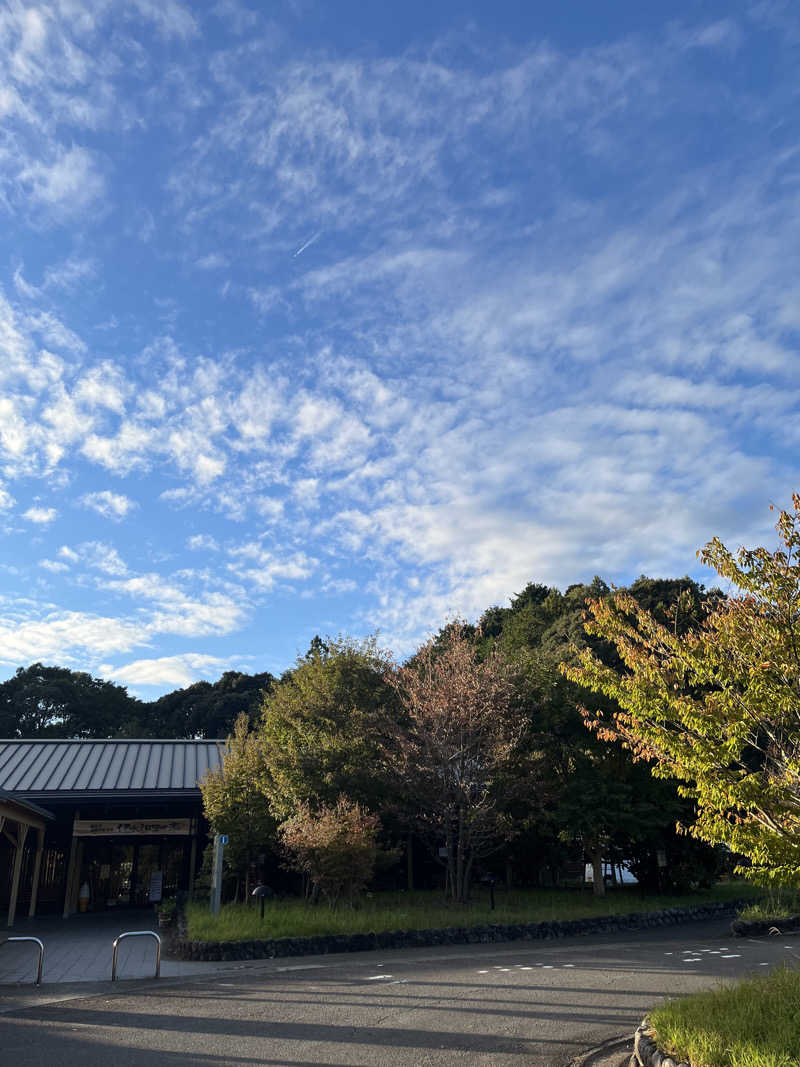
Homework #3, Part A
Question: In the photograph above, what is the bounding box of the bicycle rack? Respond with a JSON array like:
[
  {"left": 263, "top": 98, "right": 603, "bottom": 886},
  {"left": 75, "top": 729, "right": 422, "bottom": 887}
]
[
  {"left": 0, "top": 936, "right": 45, "bottom": 985},
  {"left": 111, "top": 930, "right": 161, "bottom": 982}
]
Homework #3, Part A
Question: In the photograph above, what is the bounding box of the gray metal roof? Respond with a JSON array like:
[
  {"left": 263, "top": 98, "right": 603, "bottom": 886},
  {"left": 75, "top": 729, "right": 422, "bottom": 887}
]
[{"left": 0, "top": 740, "right": 225, "bottom": 798}]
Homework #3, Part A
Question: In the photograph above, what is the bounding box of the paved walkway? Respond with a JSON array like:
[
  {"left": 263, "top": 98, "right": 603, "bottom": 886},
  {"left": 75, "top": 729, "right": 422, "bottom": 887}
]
[
  {"left": 1, "top": 920, "right": 797, "bottom": 1066},
  {"left": 0, "top": 911, "right": 212, "bottom": 985}
]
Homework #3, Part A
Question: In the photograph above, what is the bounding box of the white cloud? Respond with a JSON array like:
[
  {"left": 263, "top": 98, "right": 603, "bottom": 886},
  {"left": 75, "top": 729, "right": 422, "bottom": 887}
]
[
  {"left": 187, "top": 533, "right": 220, "bottom": 551},
  {"left": 19, "top": 145, "right": 106, "bottom": 216},
  {"left": 101, "top": 652, "right": 233, "bottom": 689},
  {"left": 0, "top": 609, "right": 148, "bottom": 666},
  {"left": 23, "top": 505, "right": 57, "bottom": 524},
  {"left": 39, "top": 558, "right": 69, "bottom": 572},
  {"left": 81, "top": 490, "right": 136, "bottom": 520}
]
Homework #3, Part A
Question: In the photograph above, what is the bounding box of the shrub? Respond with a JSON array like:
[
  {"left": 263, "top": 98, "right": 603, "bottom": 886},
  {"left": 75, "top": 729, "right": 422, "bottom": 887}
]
[{"left": 280, "top": 797, "right": 380, "bottom": 907}]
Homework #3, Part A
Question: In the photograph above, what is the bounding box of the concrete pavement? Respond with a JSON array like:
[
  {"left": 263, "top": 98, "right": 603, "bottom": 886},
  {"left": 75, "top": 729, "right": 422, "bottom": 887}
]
[
  {"left": 0, "top": 911, "right": 218, "bottom": 984},
  {"left": 1, "top": 919, "right": 797, "bottom": 1066}
]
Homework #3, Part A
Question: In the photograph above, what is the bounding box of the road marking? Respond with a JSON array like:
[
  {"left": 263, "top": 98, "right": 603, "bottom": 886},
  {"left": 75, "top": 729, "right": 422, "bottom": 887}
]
[
  {"left": 562, "top": 964, "right": 575, "bottom": 968},
  {"left": 721, "top": 954, "right": 741, "bottom": 959},
  {"left": 477, "top": 969, "right": 489, "bottom": 973},
  {"left": 365, "top": 974, "right": 393, "bottom": 980}
]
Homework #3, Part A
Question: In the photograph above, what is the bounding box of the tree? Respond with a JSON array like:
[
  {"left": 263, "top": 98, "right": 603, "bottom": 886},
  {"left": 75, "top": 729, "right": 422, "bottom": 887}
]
[
  {"left": 144, "top": 670, "right": 273, "bottom": 738},
  {"left": 0, "top": 663, "right": 140, "bottom": 738},
  {"left": 200, "top": 713, "right": 276, "bottom": 900},
  {"left": 279, "top": 797, "right": 380, "bottom": 906},
  {"left": 387, "top": 623, "right": 528, "bottom": 903},
  {"left": 258, "top": 635, "right": 398, "bottom": 820},
  {"left": 565, "top": 496, "right": 800, "bottom": 887}
]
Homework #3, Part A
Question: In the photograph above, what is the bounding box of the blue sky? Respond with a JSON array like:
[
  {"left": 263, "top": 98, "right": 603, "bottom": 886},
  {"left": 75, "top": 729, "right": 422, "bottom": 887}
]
[{"left": 1, "top": 0, "right": 798, "bottom": 697}]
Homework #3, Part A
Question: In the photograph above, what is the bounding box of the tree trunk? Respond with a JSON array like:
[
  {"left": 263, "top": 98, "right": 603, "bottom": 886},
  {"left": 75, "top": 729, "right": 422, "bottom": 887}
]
[
  {"left": 455, "top": 808, "right": 467, "bottom": 903},
  {"left": 592, "top": 844, "right": 605, "bottom": 897},
  {"left": 406, "top": 831, "right": 414, "bottom": 891}
]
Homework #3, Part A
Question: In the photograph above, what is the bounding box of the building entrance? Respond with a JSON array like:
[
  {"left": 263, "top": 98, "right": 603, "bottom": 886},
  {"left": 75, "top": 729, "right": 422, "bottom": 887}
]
[{"left": 78, "top": 838, "right": 189, "bottom": 911}]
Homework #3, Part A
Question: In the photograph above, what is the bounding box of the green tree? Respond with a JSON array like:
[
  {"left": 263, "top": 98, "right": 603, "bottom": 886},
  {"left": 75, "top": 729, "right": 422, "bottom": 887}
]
[
  {"left": 258, "top": 635, "right": 398, "bottom": 819},
  {"left": 144, "top": 670, "right": 273, "bottom": 738},
  {"left": 200, "top": 713, "right": 276, "bottom": 899},
  {"left": 565, "top": 496, "right": 800, "bottom": 887},
  {"left": 0, "top": 663, "right": 140, "bottom": 738}
]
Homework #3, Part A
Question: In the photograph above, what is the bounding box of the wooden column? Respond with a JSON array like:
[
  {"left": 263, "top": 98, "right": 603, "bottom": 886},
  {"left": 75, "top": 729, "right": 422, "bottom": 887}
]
[
  {"left": 28, "top": 827, "right": 45, "bottom": 918},
  {"left": 7, "top": 823, "right": 30, "bottom": 928},
  {"left": 62, "top": 814, "right": 80, "bottom": 918}
]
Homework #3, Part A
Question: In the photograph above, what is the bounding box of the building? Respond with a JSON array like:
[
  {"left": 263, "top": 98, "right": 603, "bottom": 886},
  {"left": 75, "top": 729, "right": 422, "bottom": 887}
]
[{"left": 0, "top": 739, "right": 224, "bottom": 927}]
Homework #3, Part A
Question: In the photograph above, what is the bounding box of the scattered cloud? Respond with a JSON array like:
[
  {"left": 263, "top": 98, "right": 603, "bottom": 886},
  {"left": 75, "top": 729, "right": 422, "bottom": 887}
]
[
  {"left": 0, "top": 6, "right": 796, "bottom": 687},
  {"left": 23, "top": 506, "right": 57, "bottom": 524},
  {"left": 187, "top": 533, "right": 220, "bottom": 551},
  {"left": 81, "top": 490, "right": 137, "bottom": 520}
]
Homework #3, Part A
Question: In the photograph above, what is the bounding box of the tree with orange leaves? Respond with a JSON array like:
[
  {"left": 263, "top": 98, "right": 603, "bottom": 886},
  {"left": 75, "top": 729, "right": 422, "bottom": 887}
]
[{"left": 387, "top": 623, "right": 529, "bottom": 903}]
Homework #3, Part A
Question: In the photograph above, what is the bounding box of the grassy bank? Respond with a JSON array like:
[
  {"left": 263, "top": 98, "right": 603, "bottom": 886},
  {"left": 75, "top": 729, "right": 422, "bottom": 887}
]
[
  {"left": 737, "top": 890, "right": 800, "bottom": 921},
  {"left": 650, "top": 965, "right": 800, "bottom": 1067},
  {"left": 186, "top": 882, "right": 759, "bottom": 942}
]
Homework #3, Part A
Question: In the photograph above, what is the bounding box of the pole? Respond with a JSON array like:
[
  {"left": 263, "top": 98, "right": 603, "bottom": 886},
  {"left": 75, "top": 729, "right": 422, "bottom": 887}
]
[{"left": 210, "top": 834, "right": 226, "bottom": 915}]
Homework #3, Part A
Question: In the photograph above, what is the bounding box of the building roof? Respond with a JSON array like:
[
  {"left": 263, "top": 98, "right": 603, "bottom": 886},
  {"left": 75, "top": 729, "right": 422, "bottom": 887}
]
[
  {"left": 0, "top": 739, "right": 225, "bottom": 800},
  {"left": 0, "top": 787, "right": 53, "bottom": 821}
]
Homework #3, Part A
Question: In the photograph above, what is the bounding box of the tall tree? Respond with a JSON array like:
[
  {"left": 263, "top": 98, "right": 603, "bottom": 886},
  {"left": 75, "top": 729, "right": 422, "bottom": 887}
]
[
  {"left": 387, "top": 623, "right": 529, "bottom": 903},
  {"left": 258, "top": 635, "right": 398, "bottom": 819},
  {"left": 145, "top": 670, "right": 274, "bottom": 738},
  {"left": 566, "top": 497, "right": 800, "bottom": 887},
  {"left": 0, "top": 663, "right": 139, "bottom": 738},
  {"left": 200, "top": 713, "right": 276, "bottom": 899}
]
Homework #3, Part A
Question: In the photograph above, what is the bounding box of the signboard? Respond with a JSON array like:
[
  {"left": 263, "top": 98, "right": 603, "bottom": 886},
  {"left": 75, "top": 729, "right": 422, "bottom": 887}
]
[
  {"left": 149, "top": 870, "right": 164, "bottom": 903},
  {"left": 219, "top": 834, "right": 228, "bottom": 845},
  {"left": 73, "top": 818, "right": 192, "bottom": 837}
]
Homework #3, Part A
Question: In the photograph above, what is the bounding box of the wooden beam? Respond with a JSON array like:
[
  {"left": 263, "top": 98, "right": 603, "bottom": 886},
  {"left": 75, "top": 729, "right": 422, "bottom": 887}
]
[
  {"left": 0, "top": 800, "right": 46, "bottom": 833},
  {"left": 28, "top": 828, "right": 45, "bottom": 918},
  {"left": 7, "top": 823, "right": 29, "bottom": 928}
]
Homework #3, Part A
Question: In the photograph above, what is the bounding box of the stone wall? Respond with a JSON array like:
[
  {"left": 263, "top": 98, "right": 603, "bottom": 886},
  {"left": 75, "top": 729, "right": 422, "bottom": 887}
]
[
  {"left": 171, "top": 899, "right": 750, "bottom": 963},
  {"left": 633, "top": 1019, "right": 689, "bottom": 1067}
]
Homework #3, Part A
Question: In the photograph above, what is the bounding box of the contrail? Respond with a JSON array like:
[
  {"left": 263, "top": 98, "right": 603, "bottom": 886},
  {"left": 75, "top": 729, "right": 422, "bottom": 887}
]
[{"left": 293, "top": 231, "right": 321, "bottom": 257}]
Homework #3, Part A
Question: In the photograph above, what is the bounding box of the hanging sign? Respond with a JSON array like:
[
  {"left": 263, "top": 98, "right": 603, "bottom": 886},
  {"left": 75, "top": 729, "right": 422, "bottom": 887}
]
[{"left": 73, "top": 818, "right": 192, "bottom": 837}]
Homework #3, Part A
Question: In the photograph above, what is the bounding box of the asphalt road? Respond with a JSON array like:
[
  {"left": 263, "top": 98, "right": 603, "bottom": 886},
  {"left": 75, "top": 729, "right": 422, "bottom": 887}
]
[{"left": 1, "top": 919, "right": 797, "bottom": 1067}]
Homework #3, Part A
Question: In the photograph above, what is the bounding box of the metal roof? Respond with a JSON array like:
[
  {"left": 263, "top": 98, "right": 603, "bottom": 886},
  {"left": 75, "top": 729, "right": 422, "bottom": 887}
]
[{"left": 0, "top": 740, "right": 225, "bottom": 799}]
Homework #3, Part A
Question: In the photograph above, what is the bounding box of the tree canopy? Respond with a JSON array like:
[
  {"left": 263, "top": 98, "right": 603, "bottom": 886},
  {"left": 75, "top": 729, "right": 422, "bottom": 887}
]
[
  {"left": 257, "top": 635, "right": 399, "bottom": 819},
  {"left": 565, "top": 497, "right": 800, "bottom": 887}
]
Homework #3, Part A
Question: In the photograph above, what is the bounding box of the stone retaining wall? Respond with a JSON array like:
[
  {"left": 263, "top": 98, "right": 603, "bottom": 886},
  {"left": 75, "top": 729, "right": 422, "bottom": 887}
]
[
  {"left": 633, "top": 1019, "right": 689, "bottom": 1067},
  {"left": 170, "top": 898, "right": 750, "bottom": 963},
  {"left": 730, "top": 913, "right": 800, "bottom": 938}
]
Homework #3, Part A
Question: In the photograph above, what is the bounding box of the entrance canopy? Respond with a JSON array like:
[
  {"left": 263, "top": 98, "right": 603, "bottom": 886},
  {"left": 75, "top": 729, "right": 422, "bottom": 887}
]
[
  {"left": 0, "top": 788, "right": 53, "bottom": 927},
  {"left": 0, "top": 740, "right": 225, "bottom": 922}
]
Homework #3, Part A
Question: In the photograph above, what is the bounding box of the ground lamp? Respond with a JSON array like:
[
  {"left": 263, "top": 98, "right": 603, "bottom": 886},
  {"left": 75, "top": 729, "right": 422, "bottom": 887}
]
[{"left": 251, "top": 883, "right": 271, "bottom": 920}]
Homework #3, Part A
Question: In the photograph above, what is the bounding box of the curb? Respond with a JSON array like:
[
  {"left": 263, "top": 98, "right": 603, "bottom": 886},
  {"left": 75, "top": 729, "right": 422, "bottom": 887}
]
[
  {"left": 730, "top": 913, "right": 800, "bottom": 938},
  {"left": 171, "top": 898, "right": 754, "bottom": 963},
  {"left": 633, "top": 1019, "right": 688, "bottom": 1067},
  {"left": 569, "top": 1033, "right": 635, "bottom": 1065}
]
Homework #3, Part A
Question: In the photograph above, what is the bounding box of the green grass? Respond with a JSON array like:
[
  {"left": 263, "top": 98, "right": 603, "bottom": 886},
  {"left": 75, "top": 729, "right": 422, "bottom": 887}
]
[
  {"left": 737, "top": 890, "right": 800, "bottom": 922},
  {"left": 186, "top": 882, "right": 760, "bottom": 943},
  {"left": 650, "top": 965, "right": 800, "bottom": 1067}
]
